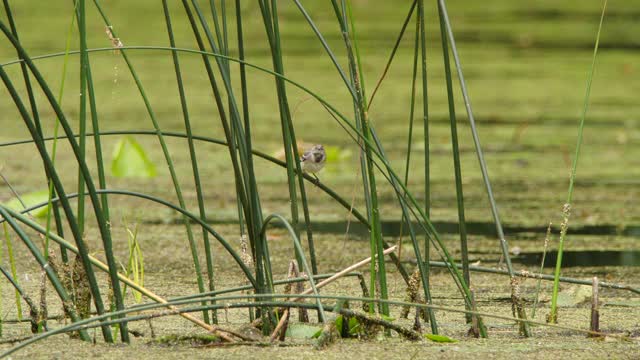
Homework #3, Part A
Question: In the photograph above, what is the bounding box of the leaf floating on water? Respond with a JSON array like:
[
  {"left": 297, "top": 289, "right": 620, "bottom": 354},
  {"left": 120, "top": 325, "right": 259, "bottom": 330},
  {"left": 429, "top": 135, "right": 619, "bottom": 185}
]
[
  {"left": 425, "top": 334, "right": 458, "bottom": 343},
  {"left": 286, "top": 324, "right": 323, "bottom": 339},
  {"left": 111, "top": 136, "right": 157, "bottom": 178},
  {"left": 557, "top": 285, "right": 592, "bottom": 307},
  {"left": 3, "top": 189, "right": 51, "bottom": 218}
]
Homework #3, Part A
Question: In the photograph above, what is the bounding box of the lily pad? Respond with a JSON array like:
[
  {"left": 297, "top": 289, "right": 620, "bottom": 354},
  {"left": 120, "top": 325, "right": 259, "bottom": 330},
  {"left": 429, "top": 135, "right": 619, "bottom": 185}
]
[{"left": 285, "top": 324, "right": 322, "bottom": 339}]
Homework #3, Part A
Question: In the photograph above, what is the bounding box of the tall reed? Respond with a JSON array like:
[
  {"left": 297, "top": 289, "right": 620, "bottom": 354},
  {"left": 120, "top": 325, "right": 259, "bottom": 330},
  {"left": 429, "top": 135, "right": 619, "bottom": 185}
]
[{"left": 548, "top": 0, "right": 608, "bottom": 323}]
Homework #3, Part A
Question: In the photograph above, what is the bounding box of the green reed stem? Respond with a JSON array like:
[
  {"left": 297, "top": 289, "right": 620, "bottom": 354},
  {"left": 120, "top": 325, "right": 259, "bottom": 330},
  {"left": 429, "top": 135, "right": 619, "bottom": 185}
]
[
  {"left": 1, "top": 0, "right": 69, "bottom": 264},
  {"left": 2, "top": 223, "right": 22, "bottom": 320},
  {"left": 211, "top": 0, "right": 247, "bottom": 263},
  {"left": 261, "top": 214, "right": 326, "bottom": 323},
  {"left": 235, "top": 0, "right": 251, "bottom": 238},
  {"left": 0, "top": 24, "right": 117, "bottom": 341},
  {"left": 437, "top": 1, "right": 472, "bottom": 322},
  {"left": 4, "top": 290, "right": 623, "bottom": 359},
  {"left": 1, "top": 193, "right": 257, "bottom": 288},
  {"left": 161, "top": 0, "right": 217, "bottom": 325},
  {"left": 0, "top": 207, "right": 90, "bottom": 341},
  {"left": 183, "top": 1, "right": 266, "bottom": 297},
  {"left": 257, "top": 0, "right": 304, "bottom": 269},
  {"left": 3, "top": 45, "right": 474, "bottom": 324},
  {"left": 330, "top": 0, "right": 389, "bottom": 316},
  {"left": 0, "top": 130, "right": 371, "bottom": 246},
  {"left": 92, "top": 0, "right": 210, "bottom": 326},
  {"left": 549, "top": 0, "right": 607, "bottom": 324},
  {"left": 532, "top": 224, "right": 552, "bottom": 319}
]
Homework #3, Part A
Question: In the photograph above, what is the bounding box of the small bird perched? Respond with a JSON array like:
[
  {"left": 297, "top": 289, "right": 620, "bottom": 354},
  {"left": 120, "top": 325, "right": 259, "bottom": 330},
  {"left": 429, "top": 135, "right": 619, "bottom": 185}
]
[{"left": 300, "top": 144, "right": 326, "bottom": 184}]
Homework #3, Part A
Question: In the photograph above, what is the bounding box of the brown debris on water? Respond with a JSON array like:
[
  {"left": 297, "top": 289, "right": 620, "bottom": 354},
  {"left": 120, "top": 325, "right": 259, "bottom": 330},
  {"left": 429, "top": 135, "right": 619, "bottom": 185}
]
[
  {"left": 71, "top": 253, "right": 92, "bottom": 319},
  {"left": 400, "top": 269, "right": 427, "bottom": 321},
  {"left": 510, "top": 277, "right": 531, "bottom": 337},
  {"left": 36, "top": 270, "right": 48, "bottom": 332}
]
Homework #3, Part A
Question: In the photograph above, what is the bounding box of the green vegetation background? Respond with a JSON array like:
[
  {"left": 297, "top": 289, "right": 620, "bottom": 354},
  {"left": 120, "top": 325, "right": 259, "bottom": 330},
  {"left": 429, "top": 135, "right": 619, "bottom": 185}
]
[{"left": 1, "top": 0, "right": 639, "bottom": 228}]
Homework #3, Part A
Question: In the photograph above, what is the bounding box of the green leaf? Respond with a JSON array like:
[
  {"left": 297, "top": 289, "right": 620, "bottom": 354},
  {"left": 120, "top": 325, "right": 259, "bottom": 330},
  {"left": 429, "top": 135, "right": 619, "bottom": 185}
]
[
  {"left": 110, "top": 136, "right": 157, "bottom": 178},
  {"left": 3, "top": 189, "right": 51, "bottom": 218},
  {"left": 335, "top": 315, "right": 344, "bottom": 330},
  {"left": 285, "top": 324, "right": 323, "bottom": 339},
  {"left": 324, "top": 146, "right": 352, "bottom": 162},
  {"left": 348, "top": 317, "right": 361, "bottom": 335},
  {"left": 424, "top": 334, "right": 458, "bottom": 343},
  {"left": 380, "top": 314, "right": 395, "bottom": 322}
]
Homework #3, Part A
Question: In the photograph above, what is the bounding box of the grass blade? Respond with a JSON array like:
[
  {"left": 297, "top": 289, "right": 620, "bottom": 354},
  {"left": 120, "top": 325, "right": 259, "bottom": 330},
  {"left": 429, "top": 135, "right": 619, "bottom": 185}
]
[
  {"left": 549, "top": 0, "right": 608, "bottom": 324},
  {"left": 161, "top": 0, "right": 218, "bottom": 325},
  {"left": 436, "top": 1, "right": 472, "bottom": 323}
]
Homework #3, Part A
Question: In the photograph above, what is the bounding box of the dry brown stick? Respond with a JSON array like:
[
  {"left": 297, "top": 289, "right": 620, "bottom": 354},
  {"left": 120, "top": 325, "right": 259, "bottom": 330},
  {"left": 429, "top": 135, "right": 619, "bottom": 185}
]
[
  {"left": 294, "top": 245, "right": 397, "bottom": 302},
  {"left": 270, "top": 246, "right": 398, "bottom": 340},
  {"left": 270, "top": 308, "right": 290, "bottom": 342},
  {"left": 590, "top": 276, "right": 600, "bottom": 337},
  {"left": 338, "top": 307, "right": 421, "bottom": 340}
]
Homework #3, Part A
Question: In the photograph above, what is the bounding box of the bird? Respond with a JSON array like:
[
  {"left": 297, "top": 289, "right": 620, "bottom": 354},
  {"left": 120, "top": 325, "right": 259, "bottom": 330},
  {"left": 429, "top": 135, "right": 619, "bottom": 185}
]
[{"left": 300, "top": 144, "right": 326, "bottom": 184}]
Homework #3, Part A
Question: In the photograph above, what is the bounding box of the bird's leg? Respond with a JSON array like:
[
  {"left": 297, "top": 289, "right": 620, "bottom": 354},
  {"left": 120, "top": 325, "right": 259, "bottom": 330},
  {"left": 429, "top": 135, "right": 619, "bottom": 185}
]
[{"left": 312, "top": 174, "right": 320, "bottom": 185}]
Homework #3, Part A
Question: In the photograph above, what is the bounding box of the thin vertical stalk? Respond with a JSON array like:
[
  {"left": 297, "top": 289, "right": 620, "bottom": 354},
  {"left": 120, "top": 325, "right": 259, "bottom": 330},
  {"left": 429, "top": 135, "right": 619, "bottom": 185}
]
[
  {"left": 331, "top": 0, "right": 389, "bottom": 316},
  {"left": 0, "top": 207, "right": 90, "bottom": 341},
  {"left": 436, "top": 0, "right": 513, "bottom": 278},
  {"left": 85, "top": 57, "right": 109, "bottom": 234},
  {"left": 185, "top": 0, "right": 262, "bottom": 244},
  {"left": 417, "top": 0, "right": 430, "bottom": 263},
  {"left": 0, "top": 173, "right": 26, "bottom": 321},
  {"left": 437, "top": 1, "right": 471, "bottom": 321},
  {"left": 2, "top": 0, "right": 68, "bottom": 263},
  {"left": 257, "top": 0, "right": 302, "bottom": 265},
  {"left": 211, "top": 0, "right": 246, "bottom": 243},
  {"left": 416, "top": 0, "right": 439, "bottom": 329},
  {"left": 92, "top": 0, "right": 211, "bottom": 325},
  {"left": 396, "top": 25, "right": 418, "bottom": 268},
  {"left": 78, "top": 0, "right": 129, "bottom": 341},
  {"left": 436, "top": 1, "right": 525, "bottom": 333},
  {"left": 402, "top": 15, "right": 420, "bottom": 217},
  {"left": 235, "top": 0, "right": 251, "bottom": 238},
  {"left": 259, "top": 0, "right": 318, "bottom": 274},
  {"left": 532, "top": 224, "right": 551, "bottom": 319},
  {"left": 0, "top": 24, "right": 117, "bottom": 342},
  {"left": 44, "top": 3, "right": 79, "bottom": 265},
  {"left": 180, "top": 0, "right": 268, "bottom": 315},
  {"left": 2, "top": 223, "right": 22, "bottom": 320},
  {"left": 549, "top": 0, "right": 607, "bottom": 323},
  {"left": 260, "top": 214, "right": 326, "bottom": 323},
  {"left": 161, "top": 0, "right": 217, "bottom": 325},
  {"left": 234, "top": 0, "right": 254, "bottom": 321},
  {"left": 76, "top": 0, "right": 87, "bottom": 247},
  {"left": 378, "top": 4, "right": 438, "bottom": 331},
  {"left": 369, "top": 129, "right": 438, "bottom": 333},
  {"left": 366, "top": 0, "right": 417, "bottom": 111}
]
